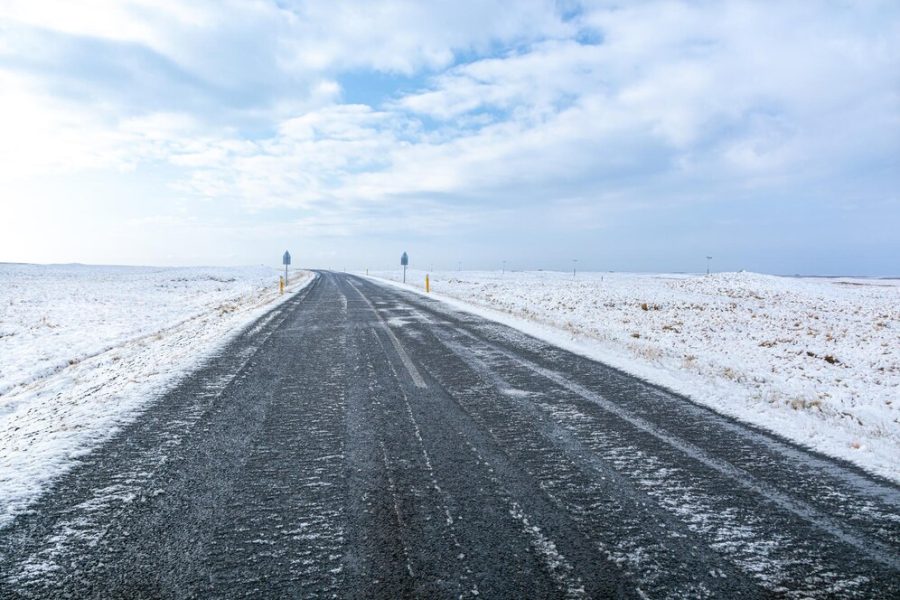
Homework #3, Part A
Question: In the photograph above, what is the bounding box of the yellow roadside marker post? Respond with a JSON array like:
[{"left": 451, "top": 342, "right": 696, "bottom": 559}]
[
  {"left": 426, "top": 274, "right": 430, "bottom": 293},
  {"left": 279, "top": 276, "right": 285, "bottom": 295}
]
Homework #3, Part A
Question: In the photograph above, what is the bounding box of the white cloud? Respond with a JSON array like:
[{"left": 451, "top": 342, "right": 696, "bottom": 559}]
[
  {"left": 0, "top": 1, "right": 898, "bottom": 269},
  {"left": 276, "top": 0, "right": 572, "bottom": 74},
  {"left": 1, "top": 0, "right": 570, "bottom": 80},
  {"left": 0, "top": 71, "right": 136, "bottom": 180}
]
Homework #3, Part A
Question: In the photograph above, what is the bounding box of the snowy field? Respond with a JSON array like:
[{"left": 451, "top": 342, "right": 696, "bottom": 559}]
[
  {"left": 0, "top": 264, "right": 313, "bottom": 527},
  {"left": 370, "top": 269, "right": 900, "bottom": 482}
]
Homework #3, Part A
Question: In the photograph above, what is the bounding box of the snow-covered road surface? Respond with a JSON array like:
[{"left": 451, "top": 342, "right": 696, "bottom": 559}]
[
  {"left": 0, "top": 264, "right": 312, "bottom": 527},
  {"left": 370, "top": 269, "right": 900, "bottom": 483},
  {"left": 1, "top": 272, "right": 897, "bottom": 598}
]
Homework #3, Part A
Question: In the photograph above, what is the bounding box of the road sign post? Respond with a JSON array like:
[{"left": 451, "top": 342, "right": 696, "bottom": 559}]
[
  {"left": 401, "top": 251, "right": 409, "bottom": 283},
  {"left": 283, "top": 250, "right": 292, "bottom": 285}
]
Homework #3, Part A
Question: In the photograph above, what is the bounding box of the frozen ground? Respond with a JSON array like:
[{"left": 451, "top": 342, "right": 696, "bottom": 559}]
[
  {"left": 0, "top": 264, "right": 313, "bottom": 527},
  {"left": 370, "top": 269, "right": 900, "bottom": 482}
]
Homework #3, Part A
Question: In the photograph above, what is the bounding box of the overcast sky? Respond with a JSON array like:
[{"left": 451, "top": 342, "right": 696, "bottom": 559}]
[{"left": 1, "top": 1, "right": 898, "bottom": 275}]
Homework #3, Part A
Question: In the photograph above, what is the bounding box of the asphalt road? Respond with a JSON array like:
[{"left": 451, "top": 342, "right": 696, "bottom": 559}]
[{"left": 1, "top": 271, "right": 898, "bottom": 598}]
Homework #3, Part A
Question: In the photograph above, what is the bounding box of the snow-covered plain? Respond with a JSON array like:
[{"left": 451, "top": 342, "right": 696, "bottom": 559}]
[
  {"left": 371, "top": 269, "right": 900, "bottom": 482},
  {"left": 0, "top": 264, "right": 312, "bottom": 527}
]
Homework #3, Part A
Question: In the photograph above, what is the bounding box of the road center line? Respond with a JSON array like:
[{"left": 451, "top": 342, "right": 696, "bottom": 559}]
[
  {"left": 369, "top": 329, "right": 477, "bottom": 597},
  {"left": 345, "top": 280, "right": 426, "bottom": 388}
]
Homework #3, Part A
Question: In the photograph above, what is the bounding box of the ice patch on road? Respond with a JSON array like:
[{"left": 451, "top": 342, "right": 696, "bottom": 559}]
[{"left": 501, "top": 388, "right": 533, "bottom": 398}]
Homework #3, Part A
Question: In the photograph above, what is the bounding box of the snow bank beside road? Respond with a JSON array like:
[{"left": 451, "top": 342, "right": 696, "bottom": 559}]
[
  {"left": 0, "top": 264, "right": 313, "bottom": 527},
  {"left": 371, "top": 269, "right": 900, "bottom": 482}
]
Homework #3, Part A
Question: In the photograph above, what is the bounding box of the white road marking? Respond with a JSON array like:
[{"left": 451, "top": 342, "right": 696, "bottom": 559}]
[
  {"left": 370, "top": 330, "right": 478, "bottom": 597},
  {"left": 345, "top": 280, "right": 426, "bottom": 388}
]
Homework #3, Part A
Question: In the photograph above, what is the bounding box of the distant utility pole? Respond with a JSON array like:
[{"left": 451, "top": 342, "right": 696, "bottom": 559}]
[
  {"left": 502, "top": 260, "right": 506, "bottom": 274},
  {"left": 706, "top": 256, "right": 712, "bottom": 275},
  {"left": 573, "top": 259, "right": 578, "bottom": 278}
]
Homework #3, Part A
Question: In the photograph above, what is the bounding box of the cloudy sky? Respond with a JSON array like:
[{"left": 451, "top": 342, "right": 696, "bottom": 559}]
[{"left": 1, "top": 1, "right": 898, "bottom": 274}]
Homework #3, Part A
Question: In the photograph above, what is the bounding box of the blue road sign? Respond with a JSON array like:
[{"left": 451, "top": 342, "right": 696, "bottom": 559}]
[
  {"left": 401, "top": 252, "right": 408, "bottom": 267},
  {"left": 283, "top": 251, "right": 291, "bottom": 266}
]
